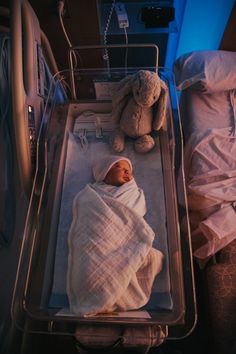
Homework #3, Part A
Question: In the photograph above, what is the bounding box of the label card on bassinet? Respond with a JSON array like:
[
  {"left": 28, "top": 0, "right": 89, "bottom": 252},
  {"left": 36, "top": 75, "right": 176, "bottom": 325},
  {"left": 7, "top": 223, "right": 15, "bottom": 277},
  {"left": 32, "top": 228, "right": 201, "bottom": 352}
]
[
  {"left": 56, "top": 308, "right": 151, "bottom": 319},
  {"left": 94, "top": 81, "right": 120, "bottom": 100}
]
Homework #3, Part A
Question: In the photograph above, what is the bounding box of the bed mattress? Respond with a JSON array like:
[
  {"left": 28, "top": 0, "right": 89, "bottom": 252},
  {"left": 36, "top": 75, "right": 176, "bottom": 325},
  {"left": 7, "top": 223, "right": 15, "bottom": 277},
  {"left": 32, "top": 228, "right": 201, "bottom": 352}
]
[{"left": 50, "top": 127, "right": 172, "bottom": 312}]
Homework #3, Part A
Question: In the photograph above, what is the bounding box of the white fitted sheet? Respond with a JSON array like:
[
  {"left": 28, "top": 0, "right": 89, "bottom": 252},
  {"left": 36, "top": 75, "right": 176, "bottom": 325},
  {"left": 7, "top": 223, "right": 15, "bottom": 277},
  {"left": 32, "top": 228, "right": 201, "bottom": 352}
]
[{"left": 49, "top": 132, "right": 173, "bottom": 310}]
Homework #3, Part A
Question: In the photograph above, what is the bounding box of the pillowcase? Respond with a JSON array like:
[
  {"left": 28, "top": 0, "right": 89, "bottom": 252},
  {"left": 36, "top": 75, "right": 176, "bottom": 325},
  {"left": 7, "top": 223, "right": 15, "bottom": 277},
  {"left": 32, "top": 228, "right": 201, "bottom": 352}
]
[{"left": 173, "top": 50, "right": 236, "bottom": 93}]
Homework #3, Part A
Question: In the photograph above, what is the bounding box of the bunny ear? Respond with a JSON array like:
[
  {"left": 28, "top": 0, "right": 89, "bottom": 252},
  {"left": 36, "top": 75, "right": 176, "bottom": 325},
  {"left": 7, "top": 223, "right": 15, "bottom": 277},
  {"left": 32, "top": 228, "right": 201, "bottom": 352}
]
[
  {"left": 112, "top": 74, "right": 135, "bottom": 105},
  {"left": 152, "top": 79, "right": 168, "bottom": 131},
  {"left": 111, "top": 74, "right": 135, "bottom": 123}
]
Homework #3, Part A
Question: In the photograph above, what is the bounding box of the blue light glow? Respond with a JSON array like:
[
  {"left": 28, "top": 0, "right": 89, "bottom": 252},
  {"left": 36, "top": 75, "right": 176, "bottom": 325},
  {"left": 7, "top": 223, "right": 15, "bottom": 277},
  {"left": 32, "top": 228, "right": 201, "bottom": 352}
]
[{"left": 176, "top": 0, "right": 235, "bottom": 58}]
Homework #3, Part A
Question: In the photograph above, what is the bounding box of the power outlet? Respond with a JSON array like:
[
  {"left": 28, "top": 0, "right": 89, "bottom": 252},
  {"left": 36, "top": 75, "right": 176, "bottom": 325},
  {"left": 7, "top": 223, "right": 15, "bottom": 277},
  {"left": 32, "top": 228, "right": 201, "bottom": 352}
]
[{"left": 115, "top": 2, "right": 129, "bottom": 28}]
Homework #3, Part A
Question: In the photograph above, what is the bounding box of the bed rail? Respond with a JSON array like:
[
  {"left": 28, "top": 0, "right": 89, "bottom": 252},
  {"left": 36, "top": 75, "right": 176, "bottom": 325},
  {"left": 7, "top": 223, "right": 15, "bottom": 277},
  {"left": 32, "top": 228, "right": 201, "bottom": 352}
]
[{"left": 10, "top": 0, "right": 60, "bottom": 197}]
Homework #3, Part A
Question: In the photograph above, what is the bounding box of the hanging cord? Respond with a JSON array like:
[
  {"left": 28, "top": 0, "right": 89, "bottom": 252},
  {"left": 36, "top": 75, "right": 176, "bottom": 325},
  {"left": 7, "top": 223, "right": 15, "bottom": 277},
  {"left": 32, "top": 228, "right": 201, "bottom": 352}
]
[
  {"left": 57, "top": 0, "right": 83, "bottom": 68},
  {"left": 0, "top": 35, "right": 15, "bottom": 247},
  {"left": 123, "top": 26, "right": 128, "bottom": 75},
  {"left": 0, "top": 37, "right": 9, "bottom": 121},
  {"left": 103, "top": 0, "right": 116, "bottom": 76}
]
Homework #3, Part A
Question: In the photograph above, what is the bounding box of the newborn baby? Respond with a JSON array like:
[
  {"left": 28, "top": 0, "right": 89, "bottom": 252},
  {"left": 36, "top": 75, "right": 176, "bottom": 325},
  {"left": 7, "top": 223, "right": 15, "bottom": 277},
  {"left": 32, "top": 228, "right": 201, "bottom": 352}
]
[
  {"left": 92, "top": 155, "right": 147, "bottom": 216},
  {"left": 67, "top": 155, "right": 163, "bottom": 316}
]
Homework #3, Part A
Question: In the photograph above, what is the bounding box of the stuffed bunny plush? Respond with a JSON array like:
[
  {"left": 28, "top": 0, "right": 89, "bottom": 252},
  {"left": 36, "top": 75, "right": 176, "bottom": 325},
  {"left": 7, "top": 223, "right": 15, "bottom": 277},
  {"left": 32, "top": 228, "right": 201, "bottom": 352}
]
[{"left": 110, "top": 70, "right": 168, "bottom": 153}]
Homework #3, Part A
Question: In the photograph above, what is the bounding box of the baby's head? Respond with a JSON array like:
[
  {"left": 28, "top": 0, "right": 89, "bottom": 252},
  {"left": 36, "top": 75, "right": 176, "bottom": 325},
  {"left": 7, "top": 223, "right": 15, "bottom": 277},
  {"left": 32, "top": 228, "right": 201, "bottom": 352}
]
[
  {"left": 93, "top": 156, "right": 133, "bottom": 186},
  {"left": 104, "top": 159, "right": 133, "bottom": 186}
]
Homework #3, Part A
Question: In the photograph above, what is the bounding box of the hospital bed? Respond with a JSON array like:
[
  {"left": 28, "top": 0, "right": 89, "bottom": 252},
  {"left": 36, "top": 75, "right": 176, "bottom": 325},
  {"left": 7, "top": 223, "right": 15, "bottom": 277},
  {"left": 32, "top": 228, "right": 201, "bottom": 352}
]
[
  {"left": 0, "top": 0, "right": 64, "bottom": 351},
  {"left": 8, "top": 1, "right": 196, "bottom": 353},
  {"left": 174, "top": 50, "right": 236, "bottom": 354}
]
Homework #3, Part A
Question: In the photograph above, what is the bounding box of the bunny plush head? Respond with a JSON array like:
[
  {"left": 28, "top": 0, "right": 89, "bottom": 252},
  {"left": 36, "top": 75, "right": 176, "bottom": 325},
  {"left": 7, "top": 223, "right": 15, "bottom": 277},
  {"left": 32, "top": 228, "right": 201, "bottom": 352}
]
[
  {"left": 132, "top": 70, "right": 161, "bottom": 107},
  {"left": 111, "top": 70, "right": 168, "bottom": 153}
]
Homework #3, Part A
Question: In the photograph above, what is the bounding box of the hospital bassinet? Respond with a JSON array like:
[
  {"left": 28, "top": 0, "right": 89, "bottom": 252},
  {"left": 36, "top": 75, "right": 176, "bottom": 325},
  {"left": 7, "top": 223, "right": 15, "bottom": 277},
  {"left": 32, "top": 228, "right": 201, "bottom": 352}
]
[{"left": 11, "top": 45, "right": 196, "bottom": 350}]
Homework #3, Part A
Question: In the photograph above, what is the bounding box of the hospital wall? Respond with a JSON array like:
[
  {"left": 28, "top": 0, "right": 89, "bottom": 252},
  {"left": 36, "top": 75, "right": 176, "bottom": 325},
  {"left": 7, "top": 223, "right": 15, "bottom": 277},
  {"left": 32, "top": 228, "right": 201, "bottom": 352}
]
[{"left": 175, "top": 0, "right": 235, "bottom": 59}]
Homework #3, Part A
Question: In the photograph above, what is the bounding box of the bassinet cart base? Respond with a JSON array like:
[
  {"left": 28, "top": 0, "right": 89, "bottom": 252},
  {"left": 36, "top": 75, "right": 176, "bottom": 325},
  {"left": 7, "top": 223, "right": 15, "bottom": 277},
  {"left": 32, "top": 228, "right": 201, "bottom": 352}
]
[{"left": 11, "top": 64, "right": 196, "bottom": 351}]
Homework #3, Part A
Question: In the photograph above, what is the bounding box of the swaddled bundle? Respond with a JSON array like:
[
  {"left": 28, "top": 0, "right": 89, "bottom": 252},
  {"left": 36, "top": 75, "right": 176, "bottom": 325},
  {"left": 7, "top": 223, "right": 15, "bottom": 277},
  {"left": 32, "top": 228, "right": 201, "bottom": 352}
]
[
  {"left": 67, "top": 156, "right": 163, "bottom": 316},
  {"left": 92, "top": 155, "right": 147, "bottom": 217}
]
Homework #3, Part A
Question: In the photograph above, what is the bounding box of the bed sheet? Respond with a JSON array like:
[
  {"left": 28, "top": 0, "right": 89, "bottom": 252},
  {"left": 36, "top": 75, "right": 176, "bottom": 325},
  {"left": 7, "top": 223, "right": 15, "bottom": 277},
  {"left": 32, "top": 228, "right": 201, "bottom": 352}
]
[
  {"left": 49, "top": 132, "right": 172, "bottom": 311},
  {"left": 179, "top": 89, "right": 235, "bottom": 142},
  {"left": 179, "top": 86, "right": 236, "bottom": 266}
]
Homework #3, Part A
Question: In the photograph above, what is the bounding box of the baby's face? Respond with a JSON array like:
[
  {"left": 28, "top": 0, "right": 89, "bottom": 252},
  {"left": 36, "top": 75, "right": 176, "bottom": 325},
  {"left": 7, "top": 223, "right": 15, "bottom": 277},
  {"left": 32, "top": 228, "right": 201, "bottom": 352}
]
[{"left": 103, "top": 160, "right": 133, "bottom": 186}]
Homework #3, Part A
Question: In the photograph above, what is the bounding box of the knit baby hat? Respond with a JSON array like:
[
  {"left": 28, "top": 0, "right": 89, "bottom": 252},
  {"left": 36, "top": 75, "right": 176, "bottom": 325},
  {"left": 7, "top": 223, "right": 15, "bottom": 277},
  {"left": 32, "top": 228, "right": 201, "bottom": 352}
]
[{"left": 93, "top": 155, "right": 132, "bottom": 182}]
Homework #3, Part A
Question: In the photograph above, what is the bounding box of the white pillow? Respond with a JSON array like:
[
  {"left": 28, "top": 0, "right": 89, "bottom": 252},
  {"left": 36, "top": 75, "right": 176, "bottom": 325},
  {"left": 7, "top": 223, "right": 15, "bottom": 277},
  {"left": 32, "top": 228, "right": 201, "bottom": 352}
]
[{"left": 174, "top": 50, "right": 236, "bottom": 93}]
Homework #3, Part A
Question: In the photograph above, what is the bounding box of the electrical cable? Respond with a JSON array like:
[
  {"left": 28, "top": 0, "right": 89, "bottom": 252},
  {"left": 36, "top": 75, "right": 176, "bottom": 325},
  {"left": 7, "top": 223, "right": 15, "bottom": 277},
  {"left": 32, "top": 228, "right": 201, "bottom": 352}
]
[
  {"left": 103, "top": 0, "right": 116, "bottom": 76},
  {"left": 123, "top": 26, "right": 128, "bottom": 74},
  {"left": 0, "top": 34, "right": 15, "bottom": 247},
  {"left": 57, "top": 0, "right": 82, "bottom": 68}
]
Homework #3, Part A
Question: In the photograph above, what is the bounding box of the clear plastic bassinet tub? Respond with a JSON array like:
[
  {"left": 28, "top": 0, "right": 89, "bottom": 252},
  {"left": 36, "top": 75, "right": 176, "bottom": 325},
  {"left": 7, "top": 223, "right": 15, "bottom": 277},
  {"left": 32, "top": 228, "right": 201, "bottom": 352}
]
[{"left": 11, "top": 48, "right": 196, "bottom": 348}]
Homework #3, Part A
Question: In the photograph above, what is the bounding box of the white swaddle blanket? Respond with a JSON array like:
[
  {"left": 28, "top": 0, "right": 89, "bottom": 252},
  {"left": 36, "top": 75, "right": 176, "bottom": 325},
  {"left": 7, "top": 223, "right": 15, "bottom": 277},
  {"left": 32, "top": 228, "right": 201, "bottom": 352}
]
[
  {"left": 67, "top": 170, "right": 163, "bottom": 315},
  {"left": 92, "top": 179, "right": 147, "bottom": 217}
]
